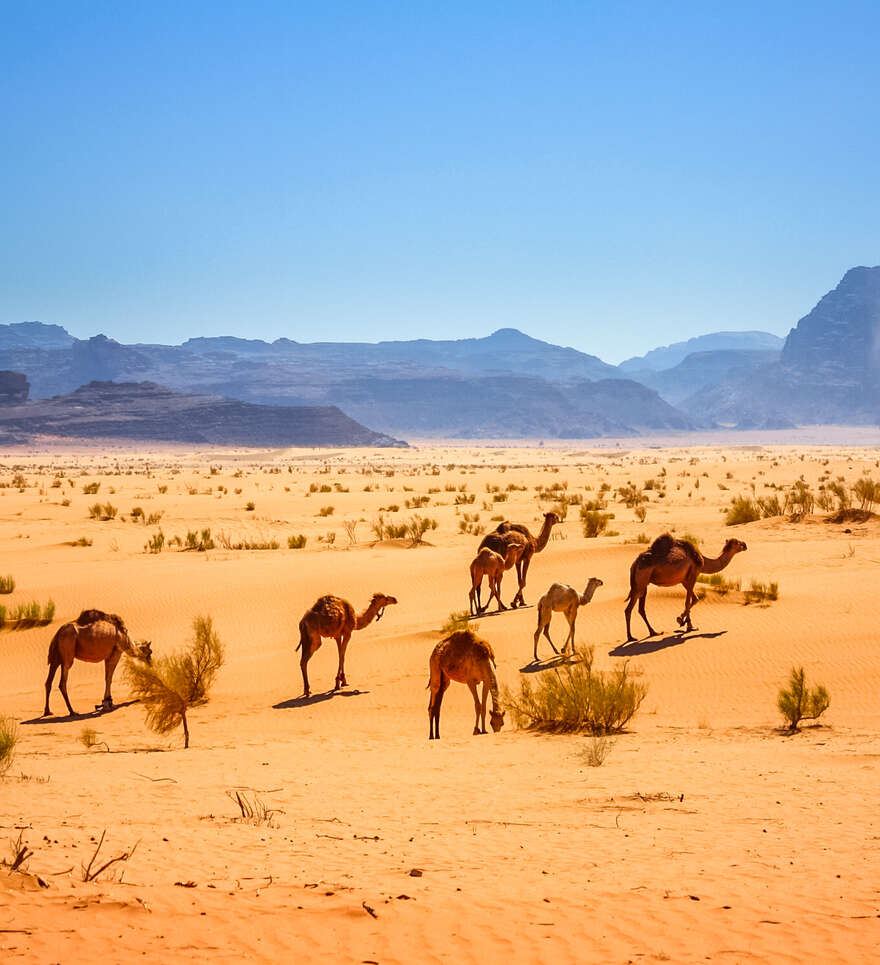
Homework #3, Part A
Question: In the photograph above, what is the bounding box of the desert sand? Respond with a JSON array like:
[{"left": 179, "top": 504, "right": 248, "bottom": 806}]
[{"left": 2, "top": 437, "right": 879, "bottom": 964}]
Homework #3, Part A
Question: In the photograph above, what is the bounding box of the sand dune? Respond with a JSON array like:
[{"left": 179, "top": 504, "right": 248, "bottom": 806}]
[{"left": 2, "top": 440, "right": 880, "bottom": 963}]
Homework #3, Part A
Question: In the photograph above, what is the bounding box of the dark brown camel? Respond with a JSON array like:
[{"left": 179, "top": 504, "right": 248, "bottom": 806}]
[
  {"left": 43, "top": 610, "right": 152, "bottom": 717},
  {"left": 296, "top": 593, "right": 398, "bottom": 697},
  {"left": 479, "top": 511, "right": 559, "bottom": 607},
  {"left": 624, "top": 533, "right": 747, "bottom": 642}
]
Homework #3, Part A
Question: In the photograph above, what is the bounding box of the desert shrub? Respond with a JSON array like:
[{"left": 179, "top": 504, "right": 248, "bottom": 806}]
[
  {"left": 852, "top": 476, "right": 877, "bottom": 512},
  {"left": 549, "top": 499, "right": 568, "bottom": 521},
  {"left": 504, "top": 646, "right": 647, "bottom": 734},
  {"left": 342, "top": 520, "right": 358, "bottom": 545},
  {"left": 82, "top": 482, "right": 100, "bottom": 494},
  {"left": 784, "top": 480, "right": 814, "bottom": 517},
  {"left": 777, "top": 667, "right": 830, "bottom": 731},
  {"left": 634, "top": 505, "right": 647, "bottom": 523},
  {"left": 580, "top": 508, "right": 614, "bottom": 538},
  {"left": 407, "top": 514, "right": 438, "bottom": 545},
  {"left": 318, "top": 505, "right": 334, "bottom": 517},
  {"left": 157, "top": 485, "right": 168, "bottom": 494},
  {"left": 184, "top": 528, "right": 215, "bottom": 551},
  {"left": 635, "top": 532, "right": 649, "bottom": 544},
  {"left": 144, "top": 530, "right": 165, "bottom": 554},
  {"left": 288, "top": 534, "right": 307, "bottom": 549},
  {"left": 726, "top": 497, "right": 760, "bottom": 525},
  {"left": 145, "top": 511, "right": 163, "bottom": 526},
  {"left": 89, "top": 502, "right": 117, "bottom": 520},
  {"left": 0, "top": 575, "right": 15, "bottom": 594},
  {"left": 454, "top": 493, "right": 476, "bottom": 505},
  {"left": 125, "top": 615, "right": 225, "bottom": 748},
  {"left": 245, "top": 501, "right": 256, "bottom": 512},
  {"left": 70, "top": 536, "right": 93, "bottom": 547},
  {"left": 0, "top": 717, "right": 18, "bottom": 774},
  {"left": 441, "top": 610, "right": 474, "bottom": 633},
  {"left": 617, "top": 483, "right": 645, "bottom": 508},
  {"left": 130, "top": 507, "right": 143, "bottom": 519},
  {"left": 744, "top": 580, "right": 779, "bottom": 604},
  {"left": 757, "top": 494, "right": 783, "bottom": 517},
  {"left": 583, "top": 735, "right": 614, "bottom": 767},
  {"left": 405, "top": 495, "right": 430, "bottom": 509},
  {"left": 6, "top": 600, "right": 54, "bottom": 628}
]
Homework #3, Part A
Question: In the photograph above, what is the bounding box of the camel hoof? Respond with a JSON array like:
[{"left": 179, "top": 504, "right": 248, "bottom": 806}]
[{"left": 473, "top": 727, "right": 481, "bottom": 735}]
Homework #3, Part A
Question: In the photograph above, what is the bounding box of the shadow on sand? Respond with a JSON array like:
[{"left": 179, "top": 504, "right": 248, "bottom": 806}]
[
  {"left": 518, "top": 653, "right": 577, "bottom": 674},
  {"left": 21, "top": 698, "right": 141, "bottom": 726},
  {"left": 608, "top": 629, "right": 727, "bottom": 657},
  {"left": 468, "top": 603, "right": 533, "bottom": 622},
  {"left": 273, "top": 689, "right": 370, "bottom": 710}
]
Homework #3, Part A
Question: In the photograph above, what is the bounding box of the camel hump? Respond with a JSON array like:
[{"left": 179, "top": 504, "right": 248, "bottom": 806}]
[
  {"left": 649, "top": 533, "right": 675, "bottom": 558},
  {"left": 76, "top": 609, "right": 127, "bottom": 634},
  {"left": 679, "top": 540, "right": 703, "bottom": 565}
]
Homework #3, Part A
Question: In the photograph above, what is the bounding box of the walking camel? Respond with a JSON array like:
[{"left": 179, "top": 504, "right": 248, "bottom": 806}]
[
  {"left": 479, "top": 511, "right": 560, "bottom": 607},
  {"left": 428, "top": 629, "right": 505, "bottom": 739},
  {"left": 297, "top": 592, "right": 398, "bottom": 697},
  {"left": 468, "top": 543, "right": 521, "bottom": 615},
  {"left": 624, "top": 533, "right": 747, "bottom": 642},
  {"left": 533, "top": 577, "right": 603, "bottom": 661},
  {"left": 43, "top": 609, "right": 152, "bottom": 717}
]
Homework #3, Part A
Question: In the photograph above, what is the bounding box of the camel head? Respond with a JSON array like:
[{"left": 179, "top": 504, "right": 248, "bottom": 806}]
[
  {"left": 489, "top": 708, "right": 506, "bottom": 733},
  {"left": 723, "top": 538, "right": 748, "bottom": 556},
  {"left": 371, "top": 593, "right": 398, "bottom": 621},
  {"left": 133, "top": 640, "right": 153, "bottom": 665},
  {"left": 544, "top": 512, "right": 560, "bottom": 526}
]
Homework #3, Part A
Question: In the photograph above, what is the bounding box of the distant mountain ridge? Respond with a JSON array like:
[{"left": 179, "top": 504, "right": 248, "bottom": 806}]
[
  {"left": 619, "top": 331, "right": 784, "bottom": 373},
  {"left": 0, "top": 381, "right": 406, "bottom": 447}
]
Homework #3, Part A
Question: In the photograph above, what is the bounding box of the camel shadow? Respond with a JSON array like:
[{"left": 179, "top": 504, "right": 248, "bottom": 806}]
[
  {"left": 519, "top": 653, "right": 575, "bottom": 674},
  {"left": 273, "top": 689, "right": 370, "bottom": 710},
  {"left": 608, "top": 630, "right": 727, "bottom": 657},
  {"left": 21, "top": 698, "right": 140, "bottom": 726},
  {"left": 471, "top": 604, "right": 534, "bottom": 621}
]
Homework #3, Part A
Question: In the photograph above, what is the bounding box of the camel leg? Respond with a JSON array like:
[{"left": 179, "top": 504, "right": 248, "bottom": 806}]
[
  {"left": 624, "top": 595, "right": 637, "bottom": 642},
  {"left": 43, "top": 659, "right": 59, "bottom": 717},
  {"left": 469, "top": 584, "right": 479, "bottom": 616},
  {"left": 564, "top": 613, "right": 576, "bottom": 655},
  {"left": 543, "top": 622, "right": 558, "bottom": 653},
  {"left": 467, "top": 680, "right": 484, "bottom": 735},
  {"left": 511, "top": 560, "right": 525, "bottom": 608},
  {"left": 480, "top": 681, "right": 490, "bottom": 734},
  {"left": 300, "top": 636, "right": 319, "bottom": 698},
  {"left": 334, "top": 631, "right": 352, "bottom": 690},
  {"left": 492, "top": 574, "right": 506, "bottom": 612},
  {"left": 58, "top": 661, "right": 76, "bottom": 717},
  {"left": 678, "top": 576, "right": 697, "bottom": 631},
  {"left": 429, "top": 677, "right": 449, "bottom": 740},
  {"left": 638, "top": 592, "right": 658, "bottom": 637},
  {"left": 101, "top": 649, "right": 122, "bottom": 710}
]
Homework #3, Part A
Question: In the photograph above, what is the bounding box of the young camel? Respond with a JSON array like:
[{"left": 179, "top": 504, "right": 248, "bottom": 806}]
[
  {"left": 43, "top": 609, "right": 152, "bottom": 717},
  {"left": 474, "top": 530, "right": 529, "bottom": 607},
  {"left": 624, "top": 533, "right": 748, "bottom": 642},
  {"left": 468, "top": 543, "right": 520, "bottom": 615},
  {"left": 428, "top": 629, "right": 505, "bottom": 739},
  {"left": 533, "top": 577, "right": 603, "bottom": 661},
  {"left": 480, "top": 512, "right": 560, "bottom": 607},
  {"left": 297, "top": 593, "right": 398, "bottom": 697}
]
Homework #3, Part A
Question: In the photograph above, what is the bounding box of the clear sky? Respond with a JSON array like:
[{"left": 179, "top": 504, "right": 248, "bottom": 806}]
[{"left": 2, "top": 2, "right": 878, "bottom": 363}]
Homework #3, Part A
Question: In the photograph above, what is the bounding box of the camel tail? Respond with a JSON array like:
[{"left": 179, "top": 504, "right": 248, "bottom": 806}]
[{"left": 296, "top": 618, "right": 307, "bottom": 652}]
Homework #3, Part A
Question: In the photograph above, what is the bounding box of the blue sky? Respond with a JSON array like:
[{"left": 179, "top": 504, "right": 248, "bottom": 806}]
[{"left": 2, "top": 1, "right": 878, "bottom": 362}]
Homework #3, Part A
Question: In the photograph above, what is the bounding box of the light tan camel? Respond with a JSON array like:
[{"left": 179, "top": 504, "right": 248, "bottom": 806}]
[
  {"left": 475, "top": 529, "right": 529, "bottom": 606},
  {"left": 297, "top": 592, "right": 398, "bottom": 697},
  {"left": 533, "top": 577, "right": 603, "bottom": 661},
  {"left": 481, "top": 512, "right": 560, "bottom": 607},
  {"left": 428, "top": 629, "right": 505, "bottom": 739},
  {"left": 624, "top": 533, "right": 748, "bottom": 642},
  {"left": 468, "top": 543, "right": 520, "bottom": 615},
  {"left": 43, "top": 609, "right": 152, "bottom": 717}
]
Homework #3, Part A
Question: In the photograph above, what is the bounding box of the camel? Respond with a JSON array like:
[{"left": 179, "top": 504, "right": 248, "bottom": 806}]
[
  {"left": 533, "top": 577, "right": 603, "bottom": 661},
  {"left": 42, "top": 610, "right": 152, "bottom": 717},
  {"left": 428, "top": 629, "right": 505, "bottom": 739},
  {"left": 480, "top": 512, "right": 560, "bottom": 607},
  {"left": 624, "top": 533, "right": 748, "bottom": 642},
  {"left": 296, "top": 592, "right": 398, "bottom": 697},
  {"left": 468, "top": 543, "right": 521, "bottom": 615}
]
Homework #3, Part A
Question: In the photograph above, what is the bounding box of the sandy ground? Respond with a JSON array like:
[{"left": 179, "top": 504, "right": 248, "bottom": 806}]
[{"left": 1, "top": 438, "right": 879, "bottom": 963}]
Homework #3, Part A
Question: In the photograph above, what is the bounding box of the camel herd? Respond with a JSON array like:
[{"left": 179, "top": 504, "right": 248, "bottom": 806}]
[{"left": 39, "top": 515, "right": 748, "bottom": 740}]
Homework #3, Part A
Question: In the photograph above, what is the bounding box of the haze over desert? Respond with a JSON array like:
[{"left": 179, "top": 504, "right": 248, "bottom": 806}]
[{"left": 2, "top": 437, "right": 879, "bottom": 963}]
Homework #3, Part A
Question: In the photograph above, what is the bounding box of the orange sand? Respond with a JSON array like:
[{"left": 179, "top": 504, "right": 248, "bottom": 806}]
[{"left": 1, "top": 439, "right": 879, "bottom": 963}]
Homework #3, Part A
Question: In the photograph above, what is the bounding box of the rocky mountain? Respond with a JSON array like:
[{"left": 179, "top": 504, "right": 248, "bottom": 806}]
[
  {"left": 0, "top": 322, "right": 75, "bottom": 351},
  {"left": 685, "top": 267, "right": 880, "bottom": 426},
  {"left": 0, "top": 325, "right": 694, "bottom": 437},
  {"left": 633, "top": 349, "right": 781, "bottom": 406},
  {"left": 0, "top": 381, "right": 406, "bottom": 447},
  {"left": 0, "top": 371, "right": 29, "bottom": 404},
  {"left": 619, "top": 330, "right": 784, "bottom": 374}
]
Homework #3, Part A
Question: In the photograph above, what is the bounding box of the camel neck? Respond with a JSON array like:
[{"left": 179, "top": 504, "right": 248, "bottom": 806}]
[
  {"left": 534, "top": 519, "right": 555, "bottom": 553},
  {"left": 355, "top": 604, "right": 379, "bottom": 630},
  {"left": 579, "top": 585, "right": 599, "bottom": 606},
  {"left": 700, "top": 550, "right": 735, "bottom": 574}
]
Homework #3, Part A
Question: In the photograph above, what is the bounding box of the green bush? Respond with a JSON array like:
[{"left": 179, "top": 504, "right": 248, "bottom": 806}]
[
  {"left": 288, "top": 534, "right": 307, "bottom": 549},
  {"left": 580, "top": 508, "right": 614, "bottom": 538},
  {"left": 0, "top": 575, "right": 14, "bottom": 594},
  {"left": 407, "top": 514, "right": 438, "bottom": 545},
  {"left": 125, "top": 615, "right": 225, "bottom": 748},
  {"left": 777, "top": 667, "right": 829, "bottom": 731},
  {"left": 0, "top": 717, "right": 18, "bottom": 775},
  {"left": 145, "top": 530, "right": 165, "bottom": 554},
  {"left": 441, "top": 610, "right": 474, "bottom": 634},
  {"left": 725, "top": 497, "right": 760, "bottom": 525},
  {"left": 504, "top": 646, "right": 647, "bottom": 734}
]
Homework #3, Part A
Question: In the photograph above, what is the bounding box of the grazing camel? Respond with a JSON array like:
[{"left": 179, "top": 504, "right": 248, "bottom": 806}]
[
  {"left": 480, "top": 512, "right": 560, "bottom": 607},
  {"left": 43, "top": 610, "right": 152, "bottom": 717},
  {"left": 468, "top": 543, "right": 520, "bottom": 615},
  {"left": 624, "top": 533, "right": 748, "bottom": 642},
  {"left": 428, "top": 629, "right": 505, "bottom": 739},
  {"left": 533, "top": 577, "right": 603, "bottom": 661},
  {"left": 297, "top": 592, "right": 398, "bottom": 697}
]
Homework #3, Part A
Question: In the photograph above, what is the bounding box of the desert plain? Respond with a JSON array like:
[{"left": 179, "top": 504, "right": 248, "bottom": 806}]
[{"left": 1, "top": 435, "right": 879, "bottom": 964}]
